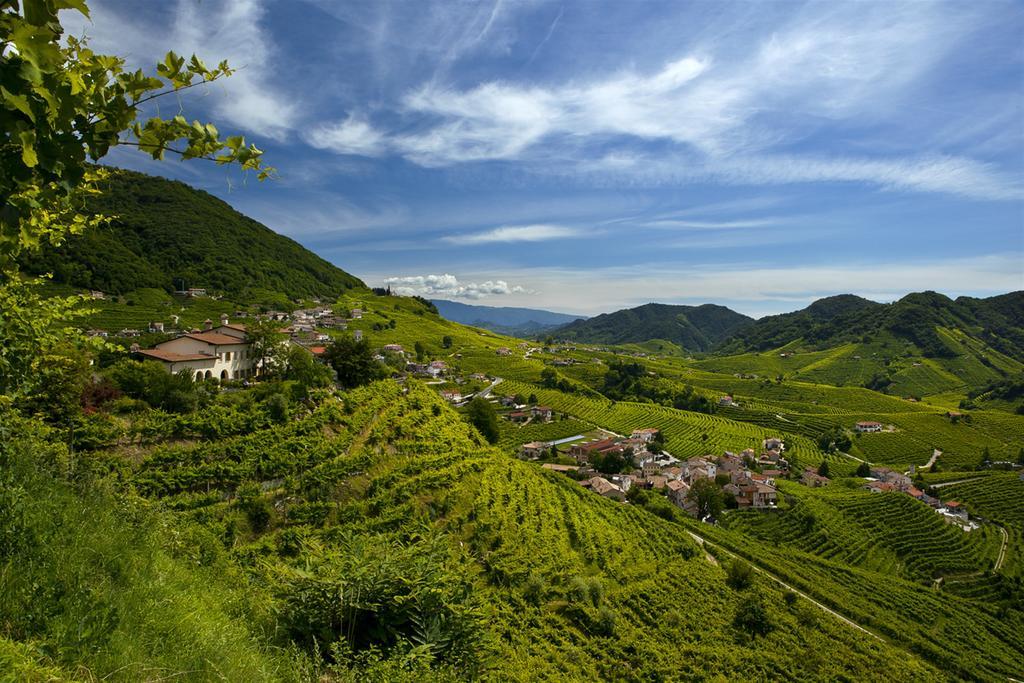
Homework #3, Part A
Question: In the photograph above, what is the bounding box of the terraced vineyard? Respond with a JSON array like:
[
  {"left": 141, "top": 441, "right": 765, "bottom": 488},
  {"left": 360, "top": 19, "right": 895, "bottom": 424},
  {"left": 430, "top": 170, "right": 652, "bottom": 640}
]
[
  {"left": 688, "top": 519, "right": 1024, "bottom": 682},
  {"left": 497, "top": 380, "right": 825, "bottom": 464},
  {"left": 497, "top": 417, "right": 592, "bottom": 452},
  {"left": 723, "top": 484, "right": 997, "bottom": 582}
]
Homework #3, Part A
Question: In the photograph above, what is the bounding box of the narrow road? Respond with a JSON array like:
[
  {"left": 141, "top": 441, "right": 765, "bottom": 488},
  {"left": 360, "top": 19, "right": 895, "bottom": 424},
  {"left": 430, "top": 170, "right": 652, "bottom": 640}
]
[
  {"left": 478, "top": 376, "right": 503, "bottom": 398},
  {"left": 995, "top": 525, "right": 1009, "bottom": 572},
  {"left": 931, "top": 476, "right": 988, "bottom": 489},
  {"left": 684, "top": 529, "right": 881, "bottom": 641},
  {"left": 922, "top": 449, "right": 941, "bottom": 470}
]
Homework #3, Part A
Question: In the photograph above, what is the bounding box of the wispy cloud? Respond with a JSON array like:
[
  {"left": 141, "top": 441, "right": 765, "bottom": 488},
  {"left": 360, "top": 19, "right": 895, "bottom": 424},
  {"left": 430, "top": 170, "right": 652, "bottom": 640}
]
[
  {"left": 382, "top": 273, "right": 531, "bottom": 299},
  {"left": 304, "top": 2, "right": 1022, "bottom": 201},
  {"left": 644, "top": 218, "right": 779, "bottom": 229},
  {"left": 65, "top": 0, "right": 297, "bottom": 140},
  {"left": 442, "top": 224, "right": 583, "bottom": 245}
]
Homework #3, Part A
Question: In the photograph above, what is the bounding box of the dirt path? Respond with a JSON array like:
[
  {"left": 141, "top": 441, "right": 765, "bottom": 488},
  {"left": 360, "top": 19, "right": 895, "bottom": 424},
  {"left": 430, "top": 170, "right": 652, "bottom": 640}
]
[{"left": 685, "top": 529, "right": 881, "bottom": 641}]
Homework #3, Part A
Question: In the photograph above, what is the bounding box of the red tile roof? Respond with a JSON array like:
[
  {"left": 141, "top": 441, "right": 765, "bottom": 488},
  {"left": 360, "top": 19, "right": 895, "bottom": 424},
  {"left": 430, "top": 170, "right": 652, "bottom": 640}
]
[
  {"left": 137, "top": 349, "right": 212, "bottom": 363},
  {"left": 181, "top": 332, "right": 246, "bottom": 345}
]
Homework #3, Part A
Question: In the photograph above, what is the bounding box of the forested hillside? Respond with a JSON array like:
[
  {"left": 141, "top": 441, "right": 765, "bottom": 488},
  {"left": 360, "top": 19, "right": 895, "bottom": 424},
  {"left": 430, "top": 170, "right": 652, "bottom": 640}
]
[
  {"left": 719, "top": 291, "right": 1024, "bottom": 361},
  {"left": 554, "top": 303, "right": 754, "bottom": 351},
  {"left": 18, "top": 169, "right": 364, "bottom": 300}
]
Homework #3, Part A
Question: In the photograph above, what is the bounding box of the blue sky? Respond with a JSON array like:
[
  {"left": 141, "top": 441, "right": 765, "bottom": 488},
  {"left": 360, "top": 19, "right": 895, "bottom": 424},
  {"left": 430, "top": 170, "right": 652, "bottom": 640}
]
[{"left": 68, "top": 0, "right": 1023, "bottom": 317}]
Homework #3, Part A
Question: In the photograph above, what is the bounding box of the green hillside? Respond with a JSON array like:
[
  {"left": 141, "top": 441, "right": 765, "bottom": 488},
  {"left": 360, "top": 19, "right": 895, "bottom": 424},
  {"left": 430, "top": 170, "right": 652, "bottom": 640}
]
[
  {"left": 554, "top": 303, "right": 753, "bottom": 351},
  {"left": 18, "top": 168, "right": 364, "bottom": 301}
]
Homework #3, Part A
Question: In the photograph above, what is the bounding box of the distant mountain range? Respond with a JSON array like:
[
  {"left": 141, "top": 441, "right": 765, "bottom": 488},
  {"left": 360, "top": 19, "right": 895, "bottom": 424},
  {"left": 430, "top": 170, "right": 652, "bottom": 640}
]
[
  {"left": 718, "top": 291, "right": 1024, "bottom": 360},
  {"left": 18, "top": 169, "right": 364, "bottom": 301},
  {"left": 553, "top": 303, "right": 754, "bottom": 352},
  {"left": 431, "top": 299, "right": 585, "bottom": 336}
]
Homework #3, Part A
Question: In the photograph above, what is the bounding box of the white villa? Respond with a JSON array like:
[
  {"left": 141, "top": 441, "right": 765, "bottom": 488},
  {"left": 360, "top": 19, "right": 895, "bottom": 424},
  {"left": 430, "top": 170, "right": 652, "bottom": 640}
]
[{"left": 136, "top": 319, "right": 257, "bottom": 380}]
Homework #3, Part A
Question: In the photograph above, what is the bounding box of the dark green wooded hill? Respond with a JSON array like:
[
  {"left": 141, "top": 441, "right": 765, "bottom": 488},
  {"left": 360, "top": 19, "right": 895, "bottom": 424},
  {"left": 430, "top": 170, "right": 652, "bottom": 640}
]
[
  {"left": 553, "top": 302, "right": 754, "bottom": 351},
  {"left": 18, "top": 168, "right": 364, "bottom": 300},
  {"left": 719, "top": 291, "right": 1024, "bottom": 360}
]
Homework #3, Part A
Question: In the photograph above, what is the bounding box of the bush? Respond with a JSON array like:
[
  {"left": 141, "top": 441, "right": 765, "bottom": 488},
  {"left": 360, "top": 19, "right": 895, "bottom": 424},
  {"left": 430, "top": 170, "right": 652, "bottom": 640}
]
[
  {"left": 726, "top": 559, "right": 755, "bottom": 591},
  {"left": 733, "top": 597, "right": 774, "bottom": 637}
]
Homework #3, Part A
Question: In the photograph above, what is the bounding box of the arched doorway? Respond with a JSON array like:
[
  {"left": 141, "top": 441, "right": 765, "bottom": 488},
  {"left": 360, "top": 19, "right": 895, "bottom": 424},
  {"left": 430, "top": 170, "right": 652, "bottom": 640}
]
[
  {"left": 204, "top": 370, "right": 212, "bottom": 380},
  {"left": 221, "top": 369, "right": 229, "bottom": 381}
]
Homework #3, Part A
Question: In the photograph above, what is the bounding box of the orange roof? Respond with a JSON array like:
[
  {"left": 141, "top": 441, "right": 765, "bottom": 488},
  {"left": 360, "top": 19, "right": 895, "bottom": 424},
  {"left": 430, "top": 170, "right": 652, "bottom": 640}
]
[
  {"left": 309, "top": 346, "right": 327, "bottom": 355},
  {"left": 137, "top": 349, "right": 212, "bottom": 363}
]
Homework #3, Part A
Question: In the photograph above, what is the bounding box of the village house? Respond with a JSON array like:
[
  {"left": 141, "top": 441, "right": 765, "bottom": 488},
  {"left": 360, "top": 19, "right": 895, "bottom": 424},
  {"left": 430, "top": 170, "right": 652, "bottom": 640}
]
[
  {"left": 646, "top": 475, "right": 668, "bottom": 490},
  {"left": 382, "top": 344, "right": 405, "bottom": 354},
  {"left": 631, "top": 427, "right": 660, "bottom": 442},
  {"left": 135, "top": 320, "right": 256, "bottom": 380},
  {"left": 763, "top": 437, "right": 785, "bottom": 452},
  {"left": 941, "top": 501, "right": 969, "bottom": 521},
  {"left": 801, "top": 469, "right": 831, "bottom": 488},
  {"left": 641, "top": 460, "right": 661, "bottom": 478},
  {"left": 717, "top": 452, "right": 744, "bottom": 474},
  {"left": 666, "top": 479, "right": 690, "bottom": 508},
  {"left": 440, "top": 389, "right": 463, "bottom": 403},
  {"left": 496, "top": 347, "right": 512, "bottom": 356},
  {"left": 865, "top": 481, "right": 898, "bottom": 493},
  {"left": 350, "top": 308, "right": 363, "bottom": 319},
  {"left": 718, "top": 395, "right": 737, "bottom": 407},
  {"left": 520, "top": 441, "right": 550, "bottom": 460},
  {"left": 870, "top": 467, "right": 912, "bottom": 489},
  {"left": 506, "top": 410, "right": 531, "bottom": 423},
  {"left": 855, "top": 421, "right": 883, "bottom": 433},
  {"left": 684, "top": 457, "right": 717, "bottom": 481},
  {"left": 569, "top": 437, "right": 619, "bottom": 464},
  {"left": 531, "top": 405, "right": 554, "bottom": 422},
  {"left": 582, "top": 477, "right": 626, "bottom": 501}
]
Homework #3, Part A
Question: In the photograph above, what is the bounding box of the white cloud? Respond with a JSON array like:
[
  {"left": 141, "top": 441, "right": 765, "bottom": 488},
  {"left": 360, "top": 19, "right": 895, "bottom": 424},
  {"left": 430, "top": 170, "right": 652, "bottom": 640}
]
[
  {"left": 442, "top": 224, "right": 582, "bottom": 245},
  {"left": 454, "top": 253, "right": 1024, "bottom": 317},
  {"left": 63, "top": 0, "right": 296, "bottom": 141},
  {"left": 305, "top": 115, "right": 387, "bottom": 156},
  {"left": 382, "top": 273, "right": 530, "bottom": 299}
]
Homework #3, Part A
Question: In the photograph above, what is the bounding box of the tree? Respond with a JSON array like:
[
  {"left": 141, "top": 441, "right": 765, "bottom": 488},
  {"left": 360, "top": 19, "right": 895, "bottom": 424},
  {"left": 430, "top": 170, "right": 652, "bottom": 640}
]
[
  {"left": 1, "top": 0, "right": 270, "bottom": 408},
  {"left": 323, "top": 334, "right": 386, "bottom": 389},
  {"left": 725, "top": 558, "right": 755, "bottom": 590},
  {"left": 465, "top": 396, "right": 499, "bottom": 444},
  {"left": 1018, "top": 448, "right": 1024, "bottom": 466},
  {"left": 441, "top": 335, "right": 453, "bottom": 349},
  {"left": 528, "top": 393, "right": 538, "bottom": 404},
  {"left": 414, "top": 341, "right": 425, "bottom": 361},
  {"left": 687, "top": 479, "right": 724, "bottom": 520},
  {"left": 817, "top": 460, "right": 830, "bottom": 478},
  {"left": 281, "top": 345, "right": 332, "bottom": 395},
  {"left": 246, "top": 318, "right": 287, "bottom": 378},
  {"left": 855, "top": 461, "right": 871, "bottom": 477}
]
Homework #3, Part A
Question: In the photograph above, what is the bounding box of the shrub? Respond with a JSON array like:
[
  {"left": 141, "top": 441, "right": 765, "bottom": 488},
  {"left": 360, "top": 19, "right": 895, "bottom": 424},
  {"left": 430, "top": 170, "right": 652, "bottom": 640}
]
[{"left": 726, "top": 559, "right": 755, "bottom": 591}]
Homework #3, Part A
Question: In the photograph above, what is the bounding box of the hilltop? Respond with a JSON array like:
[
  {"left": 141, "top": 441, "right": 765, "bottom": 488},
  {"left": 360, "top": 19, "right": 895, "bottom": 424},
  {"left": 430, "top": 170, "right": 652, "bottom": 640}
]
[
  {"left": 18, "top": 168, "right": 364, "bottom": 302},
  {"left": 431, "top": 299, "right": 584, "bottom": 336},
  {"left": 554, "top": 303, "right": 754, "bottom": 352},
  {"left": 718, "top": 291, "right": 1024, "bottom": 360}
]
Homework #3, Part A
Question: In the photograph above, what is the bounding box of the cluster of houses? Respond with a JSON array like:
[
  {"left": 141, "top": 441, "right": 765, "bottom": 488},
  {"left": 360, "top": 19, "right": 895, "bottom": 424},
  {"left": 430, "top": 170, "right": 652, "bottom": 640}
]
[
  {"left": 535, "top": 432, "right": 786, "bottom": 518},
  {"left": 859, "top": 466, "right": 972, "bottom": 527},
  {"left": 505, "top": 400, "right": 555, "bottom": 424}
]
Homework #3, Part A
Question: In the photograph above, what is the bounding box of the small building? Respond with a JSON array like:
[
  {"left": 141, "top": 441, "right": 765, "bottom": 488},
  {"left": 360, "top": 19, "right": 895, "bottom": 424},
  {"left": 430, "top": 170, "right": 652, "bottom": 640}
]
[
  {"left": 440, "top": 389, "right": 463, "bottom": 403},
  {"left": 350, "top": 308, "right": 363, "bottom": 319},
  {"left": 631, "top": 428, "right": 660, "bottom": 443},
  {"left": 864, "top": 481, "right": 898, "bottom": 493},
  {"left": 801, "top": 469, "right": 831, "bottom": 488},
  {"left": 185, "top": 288, "right": 207, "bottom": 297},
  {"left": 382, "top": 344, "right": 405, "bottom": 354},
  {"left": 582, "top": 477, "right": 625, "bottom": 501},
  {"left": 496, "top": 347, "right": 512, "bottom": 356},
  {"left": 507, "top": 410, "right": 531, "bottom": 423},
  {"left": 531, "top": 406, "right": 554, "bottom": 422},
  {"left": 855, "top": 421, "right": 883, "bottom": 433},
  {"left": 149, "top": 321, "right": 165, "bottom": 333},
  {"left": 520, "top": 441, "right": 550, "bottom": 460},
  {"left": 541, "top": 463, "right": 579, "bottom": 474},
  {"left": 666, "top": 479, "right": 691, "bottom": 508},
  {"left": 718, "top": 395, "right": 736, "bottom": 407},
  {"left": 942, "top": 501, "right": 968, "bottom": 521},
  {"left": 763, "top": 438, "right": 784, "bottom": 452}
]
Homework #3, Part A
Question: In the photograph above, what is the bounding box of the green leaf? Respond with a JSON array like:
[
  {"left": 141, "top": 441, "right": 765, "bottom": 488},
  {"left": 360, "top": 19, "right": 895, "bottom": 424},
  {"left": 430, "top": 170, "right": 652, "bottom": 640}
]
[
  {"left": 2, "top": 88, "right": 36, "bottom": 122},
  {"left": 19, "top": 131, "right": 39, "bottom": 167}
]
